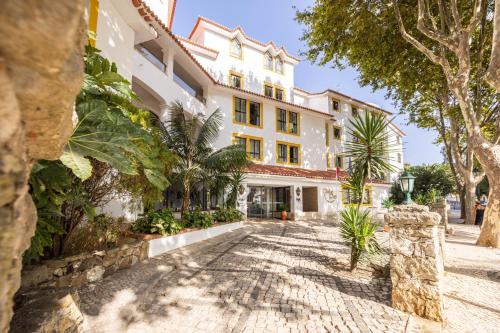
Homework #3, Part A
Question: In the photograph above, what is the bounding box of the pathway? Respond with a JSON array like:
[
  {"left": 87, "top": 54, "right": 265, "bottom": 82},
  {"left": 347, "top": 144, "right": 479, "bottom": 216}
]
[{"left": 78, "top": 220, "right": 500, "bottom": 332}]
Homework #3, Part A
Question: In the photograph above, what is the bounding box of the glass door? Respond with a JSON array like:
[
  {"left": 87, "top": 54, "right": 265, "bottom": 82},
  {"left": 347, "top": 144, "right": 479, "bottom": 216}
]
[{"left": 247, "top": 186, "right": 272, "bottom": 218}]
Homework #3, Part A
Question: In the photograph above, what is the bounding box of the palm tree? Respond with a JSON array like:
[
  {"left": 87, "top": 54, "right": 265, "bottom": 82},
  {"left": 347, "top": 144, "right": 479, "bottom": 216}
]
[
  {"left": 340, "top": 111, "right": 396, "bottom": 270},
  {"left": 164, "top": 102, "right": 248, "bottom": 215}
]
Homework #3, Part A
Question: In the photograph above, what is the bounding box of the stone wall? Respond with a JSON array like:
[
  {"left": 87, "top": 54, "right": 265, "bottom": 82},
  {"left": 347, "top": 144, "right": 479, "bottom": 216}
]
[
  {"left": 21, "top": 241, "right": 148, "bottom": 290},
  {"left": 385, "top": 205, "right": 445, "bottom": 322},
  {"left": 0, "top": 1, "right": 86, "bottom": 331},
  {"left": 431, "top": 198, "right": 449, "bottom": 232}
]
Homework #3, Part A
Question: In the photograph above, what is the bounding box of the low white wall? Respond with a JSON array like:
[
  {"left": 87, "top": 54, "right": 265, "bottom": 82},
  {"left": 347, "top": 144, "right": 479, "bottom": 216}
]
[{"left": 148, "top": 221, "right": 245, "bottom": 257}]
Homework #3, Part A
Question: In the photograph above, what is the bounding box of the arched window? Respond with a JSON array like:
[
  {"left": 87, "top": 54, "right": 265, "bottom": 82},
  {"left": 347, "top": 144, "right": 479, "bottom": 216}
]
[
  {"left": 264, "top": 51, "right": 273, "bottom": 70},
  {"left": 230, "top": 38, "right": 242, "bottom": 58},
  {"left": 275, "top": 57, "right": 283, "bottom": 73}
]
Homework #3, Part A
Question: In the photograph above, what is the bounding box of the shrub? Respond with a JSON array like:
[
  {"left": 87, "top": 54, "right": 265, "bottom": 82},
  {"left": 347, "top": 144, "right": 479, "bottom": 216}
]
[
  {"left": 131, "top": 208, "right": 182, "bottom": 236},
  {"left": 212, "top": 208, "right": 243, "bottom": 223},
  {"left": 183, "top": 208, "right": 214, "bottom": 229},
  {"left": 62, "top": 214, "right": 124, "bottom": 255},
  {"left": 340, "top": 207, "right": 381, "bottom": 270},
  {"left": 381, "top": 198, "right": 395, "bottom": 209},
  {"left": 414, "top": 188, "right": 442, "bottom": 207}
]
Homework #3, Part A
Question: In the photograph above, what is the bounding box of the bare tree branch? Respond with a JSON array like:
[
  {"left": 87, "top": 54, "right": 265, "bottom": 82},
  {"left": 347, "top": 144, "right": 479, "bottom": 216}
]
[
  {"left": 393, "top": 0, "right": 453, "bottom": 72},
  {"left": 416, "top": 0, "right": 459, "bottom": 51},
  {"left": 485, "top": 0, "right": 500, "bottom": 91},
  {"left": 450, "top": 0, "right": 463, "bottom": 30},
  {"left": 438, "top": 0, "right": 453, "bottom": 33},
  {"left": 467, "top": 0, "right": 485, "bottom": 33}
]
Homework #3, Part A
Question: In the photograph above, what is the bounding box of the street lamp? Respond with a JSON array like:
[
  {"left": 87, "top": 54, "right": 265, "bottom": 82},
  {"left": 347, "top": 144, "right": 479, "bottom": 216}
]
[{"left": 399, "top": 171, "right": 416, "bottom": 204}]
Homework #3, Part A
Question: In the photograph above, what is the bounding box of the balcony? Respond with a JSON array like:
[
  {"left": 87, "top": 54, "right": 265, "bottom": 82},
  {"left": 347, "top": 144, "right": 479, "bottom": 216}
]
[{"left": 133, "top": 48, "right": 207, "bottom": 117}]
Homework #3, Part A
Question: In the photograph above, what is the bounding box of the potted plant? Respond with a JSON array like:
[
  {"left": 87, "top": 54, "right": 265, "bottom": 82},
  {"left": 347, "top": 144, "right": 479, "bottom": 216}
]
[{"left": 277, "top": 204, "right": 288, "bottom": 221}]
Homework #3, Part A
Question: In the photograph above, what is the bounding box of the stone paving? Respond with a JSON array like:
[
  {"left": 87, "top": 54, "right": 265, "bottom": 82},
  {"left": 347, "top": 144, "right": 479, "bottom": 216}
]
[
  {"left": 79, "top": 221, "right": 407, "bottom": 332},
  {"left": 78, "top": 220, "right": 500, "bottom": 333}
]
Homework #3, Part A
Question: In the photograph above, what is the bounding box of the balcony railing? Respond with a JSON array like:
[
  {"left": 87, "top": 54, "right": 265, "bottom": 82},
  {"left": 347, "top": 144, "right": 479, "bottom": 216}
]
[{"left": 135, "top": 45, "right": 166, "bottom": 73}]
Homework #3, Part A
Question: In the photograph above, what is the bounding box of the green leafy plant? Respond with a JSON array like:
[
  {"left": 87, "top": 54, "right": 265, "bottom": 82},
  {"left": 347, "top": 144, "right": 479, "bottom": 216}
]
[
  {"left": 164, "top": 102, "right": 249, "bottom": 215},
  {"left": 183, "top": 208, "right": 215, "bottom": 229},
  {"left": 277, "top": 204, "right": 289, "bottom": 212},
  {"left": 26, "top": 46, "right": 174, "bottom": 261},
  {"left": 382, "top": 198, "right": 395, "bottom": 210},
  {"left": 340, "top": 207, "right": 381, "bottom": 271},
  {"left": 212, "top": 208, "right": 243, "bottom": 223},
  {"left": 131, "top": 209, "right": 182, "bottom": 236},
  {"left": 340, "top": 112, "right": 394, "bottom": 270},
  {"left": 414, "top": 189, "right": 443, "bottom": 207}
]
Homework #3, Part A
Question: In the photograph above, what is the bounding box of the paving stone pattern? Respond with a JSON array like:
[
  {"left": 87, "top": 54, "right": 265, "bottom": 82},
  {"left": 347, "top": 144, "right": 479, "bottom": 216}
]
[
  {"left": 78, "top": 221, "right": 500, "bottom": 333},
  {"left": 80, "top": 221, "right": 407, "bottom": 332}
]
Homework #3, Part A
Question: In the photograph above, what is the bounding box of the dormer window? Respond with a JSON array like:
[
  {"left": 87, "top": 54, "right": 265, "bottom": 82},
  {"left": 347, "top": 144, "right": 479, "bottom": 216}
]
[
  {"left": 230, "top": 38, "right": 242, "bottom": 59},
  {"left": 229, "top": 71, "right": 243, "bottom": 89},
  {"left": 275, "top": 57, "right": 283, "bottom": 73},
  {"left": 351, "top": 106, "right": 359, "bottom": 117},
  {"left": 264, "top": 52, "right": 273, "bottom": 70},
  {"left": 332, "top": 98, "right": 340, "bottom": 112}
]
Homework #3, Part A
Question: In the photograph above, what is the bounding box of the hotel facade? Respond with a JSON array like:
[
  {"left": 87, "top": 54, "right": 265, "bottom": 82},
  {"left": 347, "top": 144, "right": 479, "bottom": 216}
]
[{"left": 90, "top": 0, "right": 405, "bottom": 220}]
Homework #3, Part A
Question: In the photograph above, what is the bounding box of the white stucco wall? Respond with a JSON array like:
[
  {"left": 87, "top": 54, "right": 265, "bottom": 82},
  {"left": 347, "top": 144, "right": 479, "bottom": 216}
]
[
  {"left": 95, "top": 0, "right": 135, "bottom": 80},
  {"left": 207, "top": 88, "right": 329, "bottom": 170},
  {"left": 195, "top": 30, "right": 295, "bottom": 102}
]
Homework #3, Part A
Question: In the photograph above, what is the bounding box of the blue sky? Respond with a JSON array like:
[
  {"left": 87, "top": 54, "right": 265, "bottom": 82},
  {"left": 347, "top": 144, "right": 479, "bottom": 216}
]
[{"left": 172, "top": 0, "right": 444, "bottom": 165}]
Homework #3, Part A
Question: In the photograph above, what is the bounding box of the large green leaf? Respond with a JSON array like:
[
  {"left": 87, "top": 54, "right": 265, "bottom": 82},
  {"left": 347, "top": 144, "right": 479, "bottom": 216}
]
[
  {"left": 60, "top": 149, "right": 93, "bottom": 180},
  {"left": 144, "top": 168, "right": 170, "bottom": 190}
]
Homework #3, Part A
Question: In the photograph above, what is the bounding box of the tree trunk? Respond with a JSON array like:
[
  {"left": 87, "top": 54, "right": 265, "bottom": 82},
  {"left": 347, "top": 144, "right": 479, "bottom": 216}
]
[
  {"left": 463, "top": 178, "right": 477, "bottom": 225},
  {"left": 181, "top": 180, "right": 190, "bottom": 216},
  {"left": 460, "top": 189, "right": 466, "bottom": 219},
  {"left": 477, "top": 174, "right": 500, "bottom": 247}
]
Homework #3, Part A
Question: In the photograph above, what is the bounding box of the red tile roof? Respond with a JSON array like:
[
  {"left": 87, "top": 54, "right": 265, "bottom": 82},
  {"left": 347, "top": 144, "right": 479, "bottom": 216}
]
[
  {"left": 244, "top": 164, "right": 350, "bottom": 181},
  {"left": 244, "top": 164, "right": 390, "bottom": 184}
]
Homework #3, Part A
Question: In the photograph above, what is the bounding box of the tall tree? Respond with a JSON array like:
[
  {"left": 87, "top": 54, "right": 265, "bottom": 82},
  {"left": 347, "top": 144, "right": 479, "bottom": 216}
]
[
  {"left": 297, "top": 0, "right": 500, "bottom": 247},
  {"left": 164, "top": 103, "right": 248, "bottom": 215}
]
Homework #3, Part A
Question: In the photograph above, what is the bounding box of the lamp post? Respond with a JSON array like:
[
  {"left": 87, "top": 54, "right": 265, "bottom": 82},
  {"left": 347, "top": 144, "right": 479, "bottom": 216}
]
[{"left": 399, "top": 171, "right": 416, "bottom": 204}]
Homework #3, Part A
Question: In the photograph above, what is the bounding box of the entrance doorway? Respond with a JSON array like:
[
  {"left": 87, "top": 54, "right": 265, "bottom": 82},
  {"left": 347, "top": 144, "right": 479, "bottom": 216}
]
[{"left": 247, "top": 186, "right": 291, "bottom": 218}]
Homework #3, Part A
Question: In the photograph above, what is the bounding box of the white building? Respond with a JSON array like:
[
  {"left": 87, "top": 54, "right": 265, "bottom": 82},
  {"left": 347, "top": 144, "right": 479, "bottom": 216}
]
[{"left": 90, "top": 0, "right": 405, "bottom": 220}]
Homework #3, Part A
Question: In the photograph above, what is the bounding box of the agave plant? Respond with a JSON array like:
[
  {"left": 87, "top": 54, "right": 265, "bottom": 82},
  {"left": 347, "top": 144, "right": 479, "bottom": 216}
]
[
  {"left": 164, "top": 102, "right": 249, "bottom": 215},
  {"left": 340, "top": 207, "right": 381, "bottom": 270}
]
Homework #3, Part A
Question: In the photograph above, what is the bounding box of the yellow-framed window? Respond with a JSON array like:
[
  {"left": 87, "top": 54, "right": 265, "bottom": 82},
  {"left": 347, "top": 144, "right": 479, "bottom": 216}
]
[
  {"left": 264, "top": 83, "right": 274, "bottom": 97},
  {"left": 341, "top": 185, "right": 373, "bottom": 206},
  {"left": 332, "top": 98, "right": 341, "bottom": 112},
  {"left": 275, "top": 57, "right": 284, "bottom": 74},
  {"left": 233, "top": 134, "right": 263, "bottom": 161},
  {"left": 333, "top": 126, "right": 342, "bottom": 140},
  {"left": 275, "top": 87, "right": 285, "bottom": 101},
  {"left": 334, "top": 155, "right": 343, "bottom": 169},
  {"left": 263, "top": 51, "right": 273, "bottom": 70},
  {"left": 233, "top": 96, "right": 263, "bottom": 128},
  {"left": 276, "top": 109, "right": 300, "bottom": 135},
  {"left": 351, "top": 105, "right": 359, "bottom": 117},
  {"left": 230, "top": 38, "right": 243, "bottom": 59},
  {"left": 229, "top": 71, "right": 243, "bottom": 89},
  {"left": 325, "top": 123, "right": 330, "bottom": 146},
  {"left": 276, "top": 141, "right": 301, "bottom": 165}
]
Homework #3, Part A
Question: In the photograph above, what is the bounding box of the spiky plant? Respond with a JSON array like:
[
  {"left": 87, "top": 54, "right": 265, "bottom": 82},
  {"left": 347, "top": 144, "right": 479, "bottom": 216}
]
[
  {"left": 340, "top": 207, "right": 381, "bottom": 270},
  {"left": 164, "top": 102, "right": 249, "bottom": 215},
  {"left": 340, "top": 112, "right": 395, "bottom": 270}
]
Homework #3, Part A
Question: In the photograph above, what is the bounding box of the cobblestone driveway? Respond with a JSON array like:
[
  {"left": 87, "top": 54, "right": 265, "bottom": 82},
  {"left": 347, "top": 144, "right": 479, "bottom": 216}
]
[
  {"left": 80, "top": 221, "right": 407, "bottom": 333},
  {"left": 79, "top": 221, "right": 500, "bottom": 333}
]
